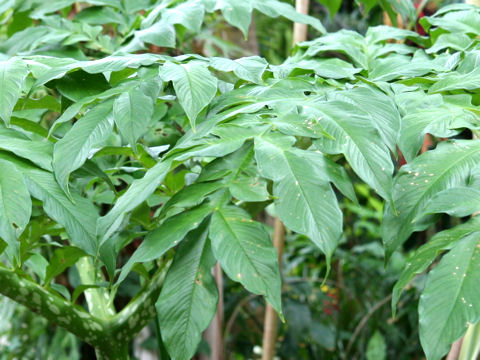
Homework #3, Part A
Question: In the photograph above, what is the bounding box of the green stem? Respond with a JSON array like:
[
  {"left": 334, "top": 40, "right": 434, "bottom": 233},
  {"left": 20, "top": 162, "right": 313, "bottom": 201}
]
[
  {"left": 0, "top": 262, "right": 165, "bottom": 360},
  {"left": 459, "top": 323, "right": 480, "bottom": 360},
  {"left": 0, "top": 265, "right": 105, "bottom": 344}
]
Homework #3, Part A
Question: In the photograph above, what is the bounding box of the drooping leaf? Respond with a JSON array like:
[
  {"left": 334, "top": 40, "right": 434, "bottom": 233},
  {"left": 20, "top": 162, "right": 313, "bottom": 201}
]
[
  {"left": 419, "top": 187, "right": 480, "bottom": 218},
  {"left": 113, "top": 88, "right": 154, "bottom": 148},
  {"left": 0, "top": 153, "right": 99, "bottom": 255},
  {"left": 382, "top": 140, "right": 480, "bottom": 260},
  {"left": 97, "top": 159, "right": 172, "bottom": 245},
  {"left": 255, "top": 134, "right": 343, "bottom": 264},
  {"left": 53, "top": 100, "right": 114, "bottom": 197},
  {"left": 419, "top": 233, "right": 480, "bottom": 360},
  {"left": 44, "top": 246, "right": 87, "bottom": 285},
  {"left": 159, "top": 61, "right": 217, "bottom": 129},
  {"left": 312, "top": 101, "right": 393, "bottom": 201},
  {"left": 117, "top": 204, "right": 213, "bottom": 284},
  {"left": 392, "top": 217, "right": 480, "bottom": 315},
  {"left": 210, "top": 205, "right": 282, "bottom": 316},
  {"left": 0, "top": 57, "right": 28, "bottom": 125},
  {"left": 157, "top": 223, "right": 218, "bottom": 360},
  {"left": 0, "top": 128, "right": 53, "bottom": 171},
  {"left": 0, "top": 159, "right": 31, "bottom": 258},
  {"left": 209, "top": 56, "right": 268, "bottom": 84}
]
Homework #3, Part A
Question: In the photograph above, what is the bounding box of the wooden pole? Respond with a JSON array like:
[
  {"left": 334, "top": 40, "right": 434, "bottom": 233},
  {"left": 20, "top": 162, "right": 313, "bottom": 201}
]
[
  {"left": 261, "top": 2, "right": 310, "bottom": 359},
  {"left": 293, "top": 0, "right": 310, "bottom": 45}
]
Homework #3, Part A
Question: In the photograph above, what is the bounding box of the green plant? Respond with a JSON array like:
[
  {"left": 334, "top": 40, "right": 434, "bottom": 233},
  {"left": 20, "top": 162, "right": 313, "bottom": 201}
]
[{"left": 1, "top": 2, "right": 480, "bottom": 360}]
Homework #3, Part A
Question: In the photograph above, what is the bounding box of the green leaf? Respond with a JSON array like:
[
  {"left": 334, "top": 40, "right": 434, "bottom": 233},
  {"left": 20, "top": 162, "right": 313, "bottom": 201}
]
[
  {"left": 316, "top": 0, "right": 342, "bottom": 18},
  {"left": 398, "top": 99, "right": 476, "bottom": 163},
  {"left": 113, "top": 89, "right": 154, "bottom": 148},
  {"left": 366, "top": 331, "right": 387, "bottom": 360},
  {"left": 157, "top": 223, "right": 218, "bottom": 360},
  {"left": 0, "top": 159, "right": 31, "bottom": 258},
  {"left": 210, "top": 56, "right": 268, "bottom": 84},
  {"left": 329, "top": 85, "right": 401, "bottom": 153},
  {"left": 217, "top": 0, "right": 252, "bottom": 38},
  {"left": 97, "top": 159, "right": 172, "bottom": 245},
  {"left": 0, "top": 152, "right": 100, "bottom": 255},
  {"left": 255, "top": 135, "right": 343, "bottom": 263},
  {"left": 382, "top": 140, "right": 480, "bottom": 260},
  {"left": 419, "top": 233, "right": 480, "bottom": 360},
  {"left": 53, "top": 100, "right": 114, "bottom": 197},
  {"left": 271, "top": 58, "right": 361, "bottom": 80},
  {"left": 0, "top": 128, "right": 53, "bottom": 171},
  {"left": 392, "top": 217, "right": 480, "bottom": 316},
  {"left": 230, "top": 176, "right": 269, "bottom": 202},
  {"left": 312, "top": 101, "right": 393, "bottom": 201},
  {"left": 159, "top": 61, "right": 217, "bottom": 130},
  {"left": 0, "top": 58, "right": 28, "bottom": 126},
  {"left": 44, "top": 246, "right": 87, "bottom": 285},
  {"left": 210, "top": 205, "right": 282, "bottom": 316},
  {"left": 429, "top": 67, "right": 480, "bottom": 93},
  {"left": 419, "top": 187, "right": 480, "bottom": 218},
  {"left": 117, "top": 204, "right": 212, "bottom": 284}
]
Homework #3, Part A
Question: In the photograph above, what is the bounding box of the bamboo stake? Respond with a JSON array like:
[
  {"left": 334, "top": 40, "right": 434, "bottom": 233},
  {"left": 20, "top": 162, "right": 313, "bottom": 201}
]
[
  {"left": 293, "top": 0, "right": 310, "bottom": 45},
  {"left": 261, "top": 2, "right": 310, "bottom": 359}
]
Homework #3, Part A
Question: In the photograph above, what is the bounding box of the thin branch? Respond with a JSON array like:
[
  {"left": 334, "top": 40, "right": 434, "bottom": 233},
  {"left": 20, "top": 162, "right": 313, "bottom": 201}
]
[{"left": 343, "top": 294, "right": 393, "bottom": 359}]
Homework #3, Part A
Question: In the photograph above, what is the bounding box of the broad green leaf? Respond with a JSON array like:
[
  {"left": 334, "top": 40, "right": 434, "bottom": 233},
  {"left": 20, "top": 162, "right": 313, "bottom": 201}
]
[
  {"left": 0, "top": 58, "right": 28, "bottom": 125},
  {"left": 159, "top": 61, "right": 217, "bottom": 129},
  {"left": 118, "top": 204, "right": 212, "bottom": 284},
  {"left": 255, "top": 135, "right": 343, "bottom": 263},
  {"left": 209, "top": 56, "right": 268, "bottom": 84},
  {"left": 157, "top": 223, "right": 218, "bottom": 360},
  {"left": 0, "top": 154, "right": 100, "bottom": 255},
  {"left": 230, "top": 176, "right": 269, "bottom": 202},
  {"left": 44, "top": 246, "right": 87, "bottom": 285},
  {"left": 383, "top": 140, "right": 480, "bottom": 260},
  {"left": 0, "top": 128, "right": 53, "bottom": 171},
  {"left": 0, "top": 159, "right": 31, "bottom": 258},
  {"left": 399, "top": 100, "right": 476, "bottom": 163},
  {"left": 210, "top": 205, "right": 282, "bottom": 315},
  {"left": 97, "top": 159, "right": 172, "bottom": 245},
  {"left": 53, "top": 100, "right": 114, "bottom": 196},
  {"left": 312, "top": 101, "right": 393, "bottom": 201},
  {"left": 421, "top": 9, "right": 480, "bottom": 36},
  {"left": 159, "top": 181, "right": 224, "bottom": 218},
  {"left": 162, "top": 0, "right": 205, "bottom": 33},
  {"left": 271, "top": 58, "right": 361, "bottom": 80},
  {"left": 329, "top": 86, "right": 401, "bottom": 153},
  {"left": 429, "top": 67, "right": 480, "bottom": 93},
  {"left": 419, "top": 233, "right": 480, "bottom": 360},
  {"left": 300, "top": 30, "right": 368, "bottom": 69},
  {"left": 426, "top": 33, "right": 473, "bottom": 54},
  {"left": 113, "top": 89, "right": 154, "bottom": 148},
  {"left": 392, "top": 217, "right": 480, "bottom": 315},
  {"left": 216, "top": 0, "right": 252, "bottom": 38},
  {"left": 419, "top": 187, "right": 480, "bottom": 218}
]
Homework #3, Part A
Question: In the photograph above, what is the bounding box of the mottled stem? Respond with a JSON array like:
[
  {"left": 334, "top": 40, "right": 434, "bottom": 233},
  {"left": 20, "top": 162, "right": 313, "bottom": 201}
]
[
  {"left": 0, "top": 265, "right": 106, "bottom": 345},
  {"left": 0, "top": 263, "right": 165, "bottom": 360}
]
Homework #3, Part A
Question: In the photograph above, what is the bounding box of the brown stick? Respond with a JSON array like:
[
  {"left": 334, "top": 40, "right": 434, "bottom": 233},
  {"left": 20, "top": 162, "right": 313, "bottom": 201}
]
[
  {"left": 261, "top": 3, "right": 310, "bottom": 358},
  {"left": 201, "top": 263, "right": 224, "bottom": 360},
  {"left": 261, "top": 218, "right": 285, "bottom": 360},
  {"left": 293, "top": 0, "right": 310, "bottom": 46}
]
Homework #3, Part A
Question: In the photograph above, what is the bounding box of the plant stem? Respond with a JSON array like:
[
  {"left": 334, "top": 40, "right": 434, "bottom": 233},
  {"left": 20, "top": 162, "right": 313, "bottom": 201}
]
[{"left": 0, "top": 265, "right": 105, "bottom": 344}]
